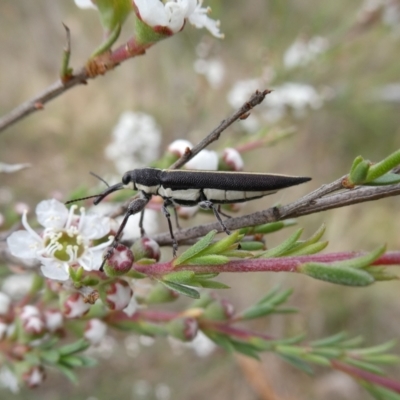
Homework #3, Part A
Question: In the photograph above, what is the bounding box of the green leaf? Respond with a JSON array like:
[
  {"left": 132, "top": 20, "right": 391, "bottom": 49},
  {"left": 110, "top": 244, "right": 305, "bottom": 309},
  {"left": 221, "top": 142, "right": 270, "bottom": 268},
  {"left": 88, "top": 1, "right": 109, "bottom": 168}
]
[
  {"left": 310, "top": 332, "right": 348, "bottom": 347},
  {"left": 60, "top": 355, "right": 85, "bottom": 368},
  {"left": 77, "top": 355, "right": 98, "bottom": 368},
  {"left": 160, "top": 280, "right": 200, "bottom": 299},
  {"left": 283, "top": 241, "right": 328, "bottom": 256},
  {"left": 352, "top": 340, "right": 397, "bottom": 356},
  {"left": 253, "top": 220, "right": 296, "bottom": 234},
  {"left": 259, "top": 228, "right": 303, "bottom": 258},
  {"left": 362, "top": 382, "right": 400, "bottom": 400},
  {"left": 366, "top": 148, "right": 400, "bottom": 182},
  {"left": 173, "top": 230, "right": 217, "bottom": 266},
  {"left": 350, "top": 159, "right": 370, "bottom": 184},
  {"left": 40, "top": 349, "right": 60, "bottom": 364},
  {"left": 299, "top": 263, "right": 375, "bottom": 286},
  {"left": 58, "top": 339, "right": 90, "bottom": 356},
  {"left": 345, "top": 359, "right": 385, "bottom": 375},
  {"left": 230, "top": 340, "right": 261, "bottom": 359},
  {"left": 332, "top": 245, "right": 386, "bottom": 270},
  {"left": 191, "top": 279, "right": 230, "bottom": 289},
  {"left": 362, "top": 354, "right": 399, "bottom": 364},
  {"left": 349, "top": 156, "right": 365, "bottom": 176},
  {"left": 57, "top": 364, "right": 78, "bottom": 385},
  {"left": 366, "top": 173, "right": 400, "bottom": 186},
  {"left": 221, "top": 248, "right": 255, "bottom": 257},
  {"left": 278, "top": 354, "right": 314, "bottom": 375},
  {"left": 196, "top": 230, "right": 242, "bottom": 256},
  {"left": 163, "top": 270, "right": 195, "bottom": 284}
]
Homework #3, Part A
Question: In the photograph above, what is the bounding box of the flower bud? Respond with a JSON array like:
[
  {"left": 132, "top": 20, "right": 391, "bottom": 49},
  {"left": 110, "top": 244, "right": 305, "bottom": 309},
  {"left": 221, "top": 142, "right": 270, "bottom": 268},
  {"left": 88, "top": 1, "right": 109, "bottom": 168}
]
[
  {"left": 185, "top": 150, "right": 219, "bottom": 171},
  {"left": 144, "top": 284, "right": 179, "bottom": 304},
  {"left": 176, "top": 205, "right": 199, "bottom": 220},
  {"left": 131, "top": 237, "right": 161, "bottom": 261},
  {"left": 20, "top": 305, "right": 46, "bottom": 336},
  {"left": 103, "top": 244, "right": 134, "bottom": 277},
  {"left": 168, "top": 139, "right": 193, "bottom": 158},
  {"left": 63, "top": 293, "right": 91, "bottom": 319},
  {"left": 100, "top": 279, "right": 133, "bottom": 310},
  {"left": 23, "top": 365, "right": 46, "bottom": 389},
  {"left": 219, "top": 148, "right": 244, "bottom": 171},
  {"left": 166, "top": 317, "right": 198, "bottom": 342},
  {"left": 203, "top": 299, "right": 235, "bottom": 321},
  {"left": 84, "top": 318, "right": 107, "bottom": 345},
  {"left": 44, "top": 310, "right": 63, "bottom": 333}
]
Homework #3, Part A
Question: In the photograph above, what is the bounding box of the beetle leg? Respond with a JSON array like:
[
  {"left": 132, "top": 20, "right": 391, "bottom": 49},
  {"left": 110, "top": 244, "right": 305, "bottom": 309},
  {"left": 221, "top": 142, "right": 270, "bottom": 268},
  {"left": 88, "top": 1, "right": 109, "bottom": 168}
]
[
  {"left": 162, "top": 201, "right": 179, "bottom": 257},
  {"left": 199, "top": 199, "right": 231, "bottom": 236}
]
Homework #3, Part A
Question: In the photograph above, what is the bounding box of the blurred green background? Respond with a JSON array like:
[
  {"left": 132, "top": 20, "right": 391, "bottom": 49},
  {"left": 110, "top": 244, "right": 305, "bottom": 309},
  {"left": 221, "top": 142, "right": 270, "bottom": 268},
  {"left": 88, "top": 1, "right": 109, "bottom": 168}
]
[{"left": 0, "top": 0, "right": 400, "bottom": 399}]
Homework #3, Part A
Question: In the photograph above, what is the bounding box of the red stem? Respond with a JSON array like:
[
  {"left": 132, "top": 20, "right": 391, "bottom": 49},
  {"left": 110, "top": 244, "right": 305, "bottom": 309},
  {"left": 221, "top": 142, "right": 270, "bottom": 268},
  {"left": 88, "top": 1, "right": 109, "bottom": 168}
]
[
  {"left": 332, "top": 360, "right": 400, "bottom": 393},
  {"left": 132, "top": 251, "right": 400, "bottom": 276}
]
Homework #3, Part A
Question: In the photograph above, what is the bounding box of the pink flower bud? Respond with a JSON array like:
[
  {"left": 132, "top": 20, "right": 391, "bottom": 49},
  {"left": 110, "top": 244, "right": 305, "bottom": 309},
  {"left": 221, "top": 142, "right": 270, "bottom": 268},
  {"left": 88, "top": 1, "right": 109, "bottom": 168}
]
[
  {"left": 101, "top": 279, "right": 133, "bottom": 311},
  {"left": 103, "top": 244, "right": 134, "bottom": 277},
  {"left": 220, "top": 148, "right": 244, "bottom": 171},
  {"left": 84, "top": 318, "right": 107, "bottom": 345},
  {"left": 131, "top": 237, "right": 161, "bottom": 261},
  {"left": 168, "top": 139, "right": 193, "bottom": 157},
  {"left": 203, "top": 298, "right": 235, "bottom": 321},
  {"left": 167, "top": 317, "right": 198, "bottom": 342},
  {"left": 44, "top": 310, "right": 63, "bottom": 332},
  {"left": 176, "top": 205, "right": 199, "bottom": 219},
  {"left": 20, "top": 306, "right": 46, "bottom": 336},
  {"left": 63, "top": 293, "right": 91, "bottom": 319},
  {"left": 23, "top": 365, "right": 46, "bottom": 388}
]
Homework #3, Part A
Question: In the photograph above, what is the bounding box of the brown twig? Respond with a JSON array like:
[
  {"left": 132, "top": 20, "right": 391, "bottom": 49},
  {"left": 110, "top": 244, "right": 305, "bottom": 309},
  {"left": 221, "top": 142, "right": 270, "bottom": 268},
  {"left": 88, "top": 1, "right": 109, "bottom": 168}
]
[
  {"left": 151, "top": 181, "right": 400, "bottom": 246},
  {"left": 169, "top": 89, "right": 272, "bottom": 169}
]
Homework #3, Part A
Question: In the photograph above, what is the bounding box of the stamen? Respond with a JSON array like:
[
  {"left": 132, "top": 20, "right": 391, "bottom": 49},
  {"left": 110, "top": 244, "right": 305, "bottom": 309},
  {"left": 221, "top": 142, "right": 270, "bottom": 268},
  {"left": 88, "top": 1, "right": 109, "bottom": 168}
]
[
  {"left": 65, "top": 205, "right": 78, "bottom": 229},
  {"left": 78, "top": 207, "right": 86, "bottom": 231},
  {"left": 21, "top": 210, "right": 42, "bottom": 242}
]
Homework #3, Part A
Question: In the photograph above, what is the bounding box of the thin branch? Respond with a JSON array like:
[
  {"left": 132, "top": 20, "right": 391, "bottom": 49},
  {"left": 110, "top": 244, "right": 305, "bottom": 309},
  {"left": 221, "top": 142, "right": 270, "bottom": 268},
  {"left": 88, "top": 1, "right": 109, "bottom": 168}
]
[
  {"left": 151, "top": 182, "right": 400, "bottom": 246},
  {"left": 169, "top": 89, "right": 272, "bottom": 169},
  {"left": 0, "top": 33, "right": 155, "bottom": 134}
]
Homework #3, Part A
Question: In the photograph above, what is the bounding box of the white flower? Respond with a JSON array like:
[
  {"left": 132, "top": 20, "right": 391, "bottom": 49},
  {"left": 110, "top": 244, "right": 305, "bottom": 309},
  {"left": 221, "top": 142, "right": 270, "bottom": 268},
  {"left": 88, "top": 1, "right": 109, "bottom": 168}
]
[
  {"left": 193, "top": 58, "right": 225, "bottom": 88},
  {"left": 105, "top": 112, "right": 161, "bottom": 175},
  {"left": 168, "top": 139, "right": 193, "bottom": 157},
  {"left": 6, "top": 199, "right": 113, "bottom": 281},
  {"left": 74, "top": 0, "right": 97, "bottom": 9},
  {"left": 222, "top": 148, "right": 244, "bottom": 171},
  {"left": 0, "top": 366, "right": 19, "bottom": 393},
  {"left": 134, "top": 0, "right": 224, "bottom": 38},
  {"left": 283, "top": 36, "right": 329, "bottom": 70},
  {"left": 185, "top": 149, "right": 218, "bottom": 170}
]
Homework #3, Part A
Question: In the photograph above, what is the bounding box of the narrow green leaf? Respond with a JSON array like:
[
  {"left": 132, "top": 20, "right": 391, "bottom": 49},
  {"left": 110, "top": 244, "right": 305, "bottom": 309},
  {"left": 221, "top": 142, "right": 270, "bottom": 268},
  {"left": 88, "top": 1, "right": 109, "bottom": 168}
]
[
  {"left": 338, "top": 336, "right": 364, "bottom": 348},
  {"left": 362, "top": 354, "right": 399, "bottom": 365},
  {"left": 193, "top": 273, "right": 220, "bottom": 279},
  {"left": 363, "top": 383, "right": 400, "bottom": 400},
  {"left": 196, "top": 231, "right": 242, "bottom": 256},
  {"left": 310, "top": 332, "right": 348, "bottom": 347},
  {"left": 366, "top": 173, "right": 400, "bottom": 186},
  {"left": 77, "top": 355, "right": 98, "bottom": 368},
  {"left": 254, "top": 220, "right": 297, "bottom": 234},
  {"left": 352, "top": 340, "right": 397, "bottom": 356},
  {"left": 240, "top": 304, "right": 275, "bottom": 320},
  {"left": 163, "top": 270, "right": 196, "bottom": 284},
  {"left": 57, "top": 364, "right": 78, "bottom": 385},
  {"left": 278, "top": 354, "right": 314, "bottom": 375},
  {"left": 221, "top": 248, "right": 255, "bottom": 257},
  {"left": 311, "top": 348, "right": 343, "bottom": 358},
  {"left": 160, "top": 280, "right": 200, "bottom": 299},
  {"left": 332, "top": 245, "right": 386, "bottom": 270},
  {"left": 259, "top": 228, "right": 303, "bottom": 258},
  {"left": 255, "top": 285, "right": 282, "bottom": 305},
  {"left": 301, "top": 353, "right": 331, "bottom": 366},
  {"left": 350, "top": 159, "right": 370, "bottom": 184},
  {"left": 345, "top": 358, "right": 385, "bottom": 375},
  {"left": 230, "top": 341, "right": 261, "bottom": 359},
  {"left": 299, "top": 263, "right": 375, "bottom": 286},
  {"left": 58, "top": 339, "right": 90, "bottom": 356},
  {"left": 173, "top": 230, "right": 217, "bottom": 266},
  {"left": 192, "top": 279, "right": 230, "bottom": 289},
  {"left": 283, "top": 241, "right": 329, "bottom": 256},
  {"left": 349, "top": 156, "right": 365, "bottom": 176},
  {"left": 60, "top": 355, "right": 85, "bottom": 368},
  {"left": 40, "top": 350, "right": 60, "bottom": 364},
  {"left": 366, "top": 148, "right": 400, "bottom": 182}
]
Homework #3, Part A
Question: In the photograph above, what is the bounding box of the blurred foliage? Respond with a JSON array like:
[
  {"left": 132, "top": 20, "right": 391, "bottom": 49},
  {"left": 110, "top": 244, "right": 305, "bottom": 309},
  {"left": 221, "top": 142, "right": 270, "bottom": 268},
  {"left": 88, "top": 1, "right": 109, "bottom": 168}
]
[{"left": 1, "top": 0, "right": 400, "bottom": 399}]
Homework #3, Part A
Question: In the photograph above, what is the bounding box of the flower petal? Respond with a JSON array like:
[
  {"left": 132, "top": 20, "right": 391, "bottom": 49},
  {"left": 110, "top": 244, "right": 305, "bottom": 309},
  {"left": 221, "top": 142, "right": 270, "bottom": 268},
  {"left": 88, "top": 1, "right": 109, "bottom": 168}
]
[
  {"left": 74, "top": 0, "right": 97, "bottom": 9},
  {"left": 36, "top": 199, "right": 68, "bottom": 229},
  {"left": 6, "top": 230, "right": 43, "bottom": 259},
  {"left": 40, "top": 259, "right": 70, "bottom": 281},
  {"left": 80, "top": 214, "right": 111, "bottom": 239}
]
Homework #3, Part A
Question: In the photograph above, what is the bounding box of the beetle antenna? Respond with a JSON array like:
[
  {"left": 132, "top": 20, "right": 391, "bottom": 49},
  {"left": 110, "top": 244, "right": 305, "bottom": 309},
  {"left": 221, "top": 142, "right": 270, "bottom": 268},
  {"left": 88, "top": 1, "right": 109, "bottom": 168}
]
[
  {"left": 89, "top": 171, "right": 110, "bottom": 187},
  {"left": 65, "top": 194, "right": 102, "bottom": 205}
]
